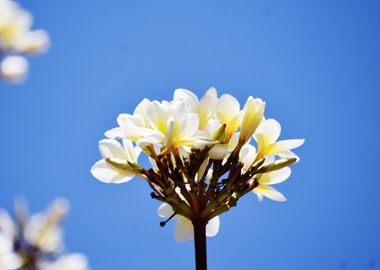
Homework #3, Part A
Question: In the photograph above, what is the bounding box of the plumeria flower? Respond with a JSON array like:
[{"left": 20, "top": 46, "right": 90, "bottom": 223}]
[
  {"left": 254, "top": 119, "right": 304, "bottom": 161},
  {"left": 239, "top": 96, "right": 265, "bottom": 144},
  {"left": 158, "top": 203, "right": 220, "bottom": 242},
  {"left": 253, "top": 166, "right": 291, "bottom": 202},
  {"left": 106, "top": 99, "right": 213, "bottom": 153},
  {"left": 0, "top": 198, "right": 90, "bottom": 270},
  {"left": 23, "top": 198, "right": 69, "bottom": 253},
  {"left": 0, "top": 0, "right": 49, "bottom": 83},
  {"left": 91, "top": 139, "right": 142, "bottom": 184},
  {"left": 141, "top": 100, "right": 209, "bottom": 149},
  {"left": 173, "top": 87, "right": 218, "bottom": 129},
  {"left": 208, "top": 95, "right": 265, "bottom": 160},
  {"left": 240, "top": 144, "right": 292, "bottom": 202},
  {"left": 105, "top": 98, "right": 155, "bottom": 141},
  {"left": 0, "top": 0, "right": 49, "bottom": 53},
  {"left": 215, "top": 94, "right": 241, "bottom": 143}
]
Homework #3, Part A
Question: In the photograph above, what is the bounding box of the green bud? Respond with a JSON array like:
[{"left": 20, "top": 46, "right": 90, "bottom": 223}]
[{"left": 256, "top": 158, "right": 297, "bottom": 174}]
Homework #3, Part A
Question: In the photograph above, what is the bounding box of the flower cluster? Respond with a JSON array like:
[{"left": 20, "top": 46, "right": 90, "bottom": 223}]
[
  {"left": 0, "top": 198, "right": 89, "bottom": 270},
  {"left": 91, "top": 88, "right": 304, "bottom": 242},
  {"left": 0, "top": 0, "right": 49, "bottom": 83}
]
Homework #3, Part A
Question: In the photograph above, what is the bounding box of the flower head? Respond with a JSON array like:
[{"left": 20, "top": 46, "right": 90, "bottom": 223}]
[{"left": 91, "top": 87, "right": 304, "bottom": 242}]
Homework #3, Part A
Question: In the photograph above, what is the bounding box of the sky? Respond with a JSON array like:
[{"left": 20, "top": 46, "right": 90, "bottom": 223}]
[{"left": 1, "top": 0, "right": 380, "bottom": 269}]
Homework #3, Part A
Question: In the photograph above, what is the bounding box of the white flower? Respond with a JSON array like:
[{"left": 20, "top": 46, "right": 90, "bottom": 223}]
[
  {"left": 0, "top": 0, "right": 49, "bottom": 53},
  {"left": 254, "top": 119, "right": 304, "bottom": 161},
  {"left": 240, "top": 144, "right": 292, "bottom": 202},
  {"left": 173, "top": 87, "right": 218, "bottom": 129},
  {"left": 253, "top": 166, "right": 291, "bottom": 202},
  {"left": 24, "top": 198, "right": 69, "bottom": 253},
  {"left": 38, "top": 254, "right": 89, "bottom": 270},
  {"left": 91, "top": 139, "right": 142, "bottom": 183},
  {"left": 106, "top": 98, "right": 212, "bottom": 150},
  {"left": 215, "top": 94, "right": 241, "bottom": 143},
  {"left": 239, "top": 96, "right": 265, "bottom": 144},
  {"left": 157, "top": 203, "right": 220, "bottom": 242},
  {"left": 0, "top": 55, "right": 28, "bottom": 83},
  {"left": 0, "top": 0, "right": 50, "bottom": 83}
]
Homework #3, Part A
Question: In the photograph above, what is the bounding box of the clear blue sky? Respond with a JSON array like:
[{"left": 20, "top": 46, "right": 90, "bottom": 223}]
[{"left": 1, "top": 0, "right": 380, "bottom": 269}]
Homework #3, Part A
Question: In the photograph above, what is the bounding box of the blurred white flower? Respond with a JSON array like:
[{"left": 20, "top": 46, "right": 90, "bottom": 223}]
[
  {"left": 0, "top": 55, "right": 28, "bottom": 82},
  {"left": 0, "top": 198, "right": 89, "bottom": 270},
  {"left": 0, "top": 0, "right": 50, "bottom": 83}
]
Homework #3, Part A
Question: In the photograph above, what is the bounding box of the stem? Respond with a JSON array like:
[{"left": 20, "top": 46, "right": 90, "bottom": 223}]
[{"left": 193, "top": 219, "right": 207, "bottom": 270}]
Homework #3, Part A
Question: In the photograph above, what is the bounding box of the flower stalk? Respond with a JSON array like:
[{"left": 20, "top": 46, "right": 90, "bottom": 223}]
[{"left": 193, "top": 219, "right": 207, "bottom": 270}]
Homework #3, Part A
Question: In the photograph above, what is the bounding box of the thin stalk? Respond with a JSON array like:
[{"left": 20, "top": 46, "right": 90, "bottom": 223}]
[{"left": 193, "top": 219, "right": 207, "bottom": 270}]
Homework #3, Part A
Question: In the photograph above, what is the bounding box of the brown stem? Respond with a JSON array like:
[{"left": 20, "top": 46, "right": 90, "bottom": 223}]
[{"left": 193, "top": 219, "right": 207, "bottom": 270}]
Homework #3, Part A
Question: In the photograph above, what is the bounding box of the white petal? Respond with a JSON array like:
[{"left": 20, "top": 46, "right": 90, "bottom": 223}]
[
  {"left": 206, "top": 216, "right": 220, "bottom": 237},
  {"left": 0, "top": 252, "right": 22, "bottom": 270},
  {"left": 205, "top": 87, "right": 217, "bottom": 98},
  {"left": 253, "top": 185, "right": 287, "bottom": 202},
  {"left": 91, "top": 160, "right": 134, "bottom": 184},
  {"left": 181, "top": 113, "right": 199, "bottom": 137},
  {"left": 198, "top": 89, "right": 218, "bottom": 128},
  {"left": 216, "top": 94, "right": 240, "bottom": 124},
  {"left": 0, "top": 210, "right": 15, "bottom": 239},
  {"left": 0, "top": 55, "right": 28, "bottom": 83},
  {"left": 271, "top": 139, "right": 305, "bottom": 153},
  {"left": 24, "top": 213, "right": 63, "bottom": 252},
  {"left": 278, "top": 150, "right": 300, "bottom": 162},
  {"left": 157, "top": 203, "right": 174, "bottom": 218},
  {"left": 15, "top": 29, "right": 50, "bottom": 53},
  {"left": 255, "top": 119, "right": 281, "bottom": 145},
  {"left": 117, "top": 114, "right": 144, "bottom": 128},
  {"left": 260, "top": 167, "right": 291, "bottom": 185},
  {"left": 137, "top": 132, "right": 164, "bottom": 147},
  {"left": 98, "top": 139, "right": 129, "bottom": 160},
  {"left": 240, "top": 144, "right": 257, "bottom": 171},
  {"left": 174, "top": 217, "right": 194, "bottom": 242},
  {"left": 122, "top": 139, "right": 139, "bottom": 161},
  {"left": 147, "top": 101, "right": 169, "bottom": 133},
  {"left": 104, "top": 127, "right": 124, "bottom": 139},
  {"left": 173, "top": 88, "right": 199, "bottom": 112},
  {"left": 239, "top": 97, "right": 265, "bottom": 142},
  {"left": 134, "top": 98, "right": 151, "bottom": 118}
]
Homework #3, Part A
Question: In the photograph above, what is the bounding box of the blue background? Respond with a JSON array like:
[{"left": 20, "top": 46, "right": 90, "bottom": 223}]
[{"left": 1, "top": 0, "right": 380, "bottom": 269}]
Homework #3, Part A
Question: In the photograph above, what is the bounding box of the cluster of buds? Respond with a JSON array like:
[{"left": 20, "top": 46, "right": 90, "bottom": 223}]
[
  {"left": 0, "top": 198, "right": 89, "bottom": 270},
  {"left": 0, "top": 0, "right": 49, "bottom": 83},
  {"left": 91, "top": 88, "right": 304, "bottom": 242}
]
